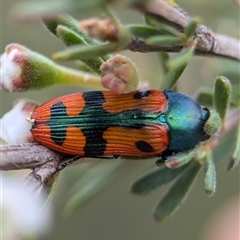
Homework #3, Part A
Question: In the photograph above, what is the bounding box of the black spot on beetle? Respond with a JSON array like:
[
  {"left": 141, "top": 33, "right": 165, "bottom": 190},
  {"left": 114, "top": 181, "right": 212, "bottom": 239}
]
[
  {"left": 133, "top": 90, "right": 151, "bottom": 99},
  {"left": 50, "top": 101, "right": 67, "bottom": 117},
  {"left": 135, "top": 140, "right": 154, "bottom": 152},
  {"left": 82, "top": 91, "right": 105, "bottom": 105}
]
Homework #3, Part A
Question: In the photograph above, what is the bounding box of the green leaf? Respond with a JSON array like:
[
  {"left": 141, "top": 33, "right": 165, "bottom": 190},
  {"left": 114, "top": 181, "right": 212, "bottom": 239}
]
[
  {"left": 52, "top": 23, "right": 132, "bottom": 61},
  {"left": 184, "top": 18, "right": 200, "bottom": 39},
  {"left": 164, "top": 146, "right": 200, "bottom": 168},
  {"left": 126, "top": 24, "right": 161, "bottom": 39},
  {"left": 204, "top": 110, "right": 221, "bottom": 136},
  {"left": 56, "top": 25, "right": 104, "bottom": 74},
  {"left": 213, "top": 128, "right": 238, "bottom": 164},
  {"left": 194, "top": 88, "right": 213, "bottom": 106},
  {"left": 52, "top": 42, "right": 118, "bottom": 61},
  {"left": 131, "top": 164, "right": 189, "bottom": 194},
  {"left": 40, "top": 172, "right": 60, "bottom": 211},
  {"left": 64, "top": 161, "right": 123, "bottom": 215},
  {"left": 56, "top": 25, "right": 87, "bottom": 45},
  {"left": 159, "top": 66, "right": 184, "bottom": 90},
  {"left": 43, "top": 14, "right": 100, "bottom": 45},
  {"left": 42, "top": 14, "right": 78, "bottom": 36},
  {"left": 167, "top": 47, "right": 193, "bottom": 70},
  {"left": 144, "top": 14, "right": 161, "bottom": 28},
  {"left": 159, "top": 48, "right": 193, "bottom": 90},
  {"left": 204, "top": 153, "right": 216, "bottom": 196},
  {"left": 144, "top": 14, "right": 182, "bottom": 37},
  {"left": 146, "top": 35, "right": 183, "bottom": 46},
  {"left": 101, "top": 5, "right": 121, "bottom": 27},
  {"left": 195, "top": 87, "right": 239, "bottom": 107},
  {"left": 157, "top": 52, "right": 170, "bottom": 75},
  {"left": 213, "top": 76, "right": 232, "bottom": 125},
  {"left": 228, "top": 123, "right": 240, "bottom": 170},
  {"left": 42, "top": 14, "right": 110, "bottom": 63},
  {"left": 153, "top": 161, "right": 201, "bottom": 222}
]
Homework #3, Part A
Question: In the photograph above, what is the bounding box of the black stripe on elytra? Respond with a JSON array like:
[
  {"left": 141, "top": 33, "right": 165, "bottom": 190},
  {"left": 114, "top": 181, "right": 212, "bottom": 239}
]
[
  {"left": 49, "top": 101, "right": 67, "bottom": 145},
  {"left": 133, "top": 90, "right": 151, "bottom": 99},
  {"left": 81, "top": 91, "right": 108, "bottom": 157}
]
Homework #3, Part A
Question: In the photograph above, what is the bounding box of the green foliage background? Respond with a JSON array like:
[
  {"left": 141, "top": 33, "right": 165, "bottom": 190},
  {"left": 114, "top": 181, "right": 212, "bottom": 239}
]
[{"left": 1, "top": 0, "right": 239, "bottom": 240}]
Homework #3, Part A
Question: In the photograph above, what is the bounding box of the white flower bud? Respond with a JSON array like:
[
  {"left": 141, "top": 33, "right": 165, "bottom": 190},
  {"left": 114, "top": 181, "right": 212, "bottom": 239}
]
[
  {"left": 2, "top": 176, "right": 52, "bottom": 238},
  {"left": 1, "top": 99, "right": 38, "bottom": 144},
  {"left": 0, "top": 44, "right": 23, "bottom": 92}
]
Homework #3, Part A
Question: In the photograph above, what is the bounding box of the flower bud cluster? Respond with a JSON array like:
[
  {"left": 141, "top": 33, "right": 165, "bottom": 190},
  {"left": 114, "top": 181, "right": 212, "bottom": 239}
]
[{"left": 100, "top": 54, "right": 139, "bottom": 94}]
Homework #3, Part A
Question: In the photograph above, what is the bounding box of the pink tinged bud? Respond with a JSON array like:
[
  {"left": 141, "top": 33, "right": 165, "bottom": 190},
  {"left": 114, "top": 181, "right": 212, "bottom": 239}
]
[
  {"left": 101, "top": 75, "right": 126, "bottom": 94},
  {"left": 100, "top": 54, "right": 139, "bottom": 94},
  {"left": 1, "top": 99, "right": 39, "bottom": 144}
]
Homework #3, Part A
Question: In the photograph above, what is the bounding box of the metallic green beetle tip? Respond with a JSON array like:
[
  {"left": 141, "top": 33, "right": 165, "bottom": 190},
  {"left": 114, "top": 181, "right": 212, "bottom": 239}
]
[{"left": 204, "top": 110, "right": 221, "bottom": 135}]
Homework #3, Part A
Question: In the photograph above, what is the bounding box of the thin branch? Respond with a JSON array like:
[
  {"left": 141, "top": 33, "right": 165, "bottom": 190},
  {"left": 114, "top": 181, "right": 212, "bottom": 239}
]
[
  {"left": 128, "top": 0, "right": 240, "bottom": 61},
  {"left": 0, "top": 143, "right": 65, "bottom": 170},
  {"left": 212, "top": 34, "right": 240, "bottom": 60},
  {"left": 0, "top": 143, "right": 90, "bottom": 191},
  {"left": 138, "top": 0, "right": 190, "bottom": 29},
  {"left": 23, "top": 160, "right": 60, "bottom": 192}
]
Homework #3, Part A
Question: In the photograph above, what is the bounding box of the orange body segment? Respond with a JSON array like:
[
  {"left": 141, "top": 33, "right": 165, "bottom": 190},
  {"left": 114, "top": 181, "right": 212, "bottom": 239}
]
[{"left": 103, "top": 126, "right": 169, "bottom": 156}]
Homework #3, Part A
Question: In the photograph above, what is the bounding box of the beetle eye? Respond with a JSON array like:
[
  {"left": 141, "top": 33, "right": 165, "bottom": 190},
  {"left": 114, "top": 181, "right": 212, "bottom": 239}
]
[
  {"left": 202, "top": 134, "right": 211, "bottom": 141},
  {"left": 202, "top": 106, "right": 209, "bottom": 112},
  {"left": 200, "top": 106, "right": 212, "bottom": 141},
  {"left": 201, "top": 106, "right": 210, "bottom": 117}
]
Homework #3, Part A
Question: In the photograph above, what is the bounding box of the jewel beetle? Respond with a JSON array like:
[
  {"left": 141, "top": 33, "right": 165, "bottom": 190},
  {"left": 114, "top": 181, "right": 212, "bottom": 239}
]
[{"left": 29, "top": 89, "right": 215, "bottom": 159}]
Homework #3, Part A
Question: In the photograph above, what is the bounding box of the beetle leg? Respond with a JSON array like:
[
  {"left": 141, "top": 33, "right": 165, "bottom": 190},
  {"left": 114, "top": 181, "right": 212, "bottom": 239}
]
[
  {"left": 58, "top": 155, "right": 120, "bottom": 170},
  {"left": 57, "top": 156, "right": 81, "bottom": 170},
  {"left": 155, "top": 145, "right": 200, "bottom": 168},
  {"left": 90, "top": 155, "right": 120, "bottom": 159}
]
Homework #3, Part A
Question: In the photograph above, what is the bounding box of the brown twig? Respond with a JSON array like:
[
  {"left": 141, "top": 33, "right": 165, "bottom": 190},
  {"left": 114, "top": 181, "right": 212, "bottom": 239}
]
[
  {"left": 0, "top": 143, "right": 65, "bottom": 170},
  {"left": 128, "top": 0, "right": 240, "bottom": 61},
  {"left": 23, "top": 160, "right": 60, "bottom": 192},
  {"left": 0, "top": 143, "right": 91, "bottom": 191}
]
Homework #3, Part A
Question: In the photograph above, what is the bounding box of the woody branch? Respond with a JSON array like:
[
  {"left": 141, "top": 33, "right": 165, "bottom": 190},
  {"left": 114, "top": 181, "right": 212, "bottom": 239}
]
[{"left": 128, "top": 0, "right": 240, "bottom": 61}]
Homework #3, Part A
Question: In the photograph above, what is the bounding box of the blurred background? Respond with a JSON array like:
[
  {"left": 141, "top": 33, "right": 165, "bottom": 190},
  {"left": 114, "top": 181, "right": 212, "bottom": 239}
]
[{"left": 1, "top": 0, "right": 239, "bottom": 240}]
